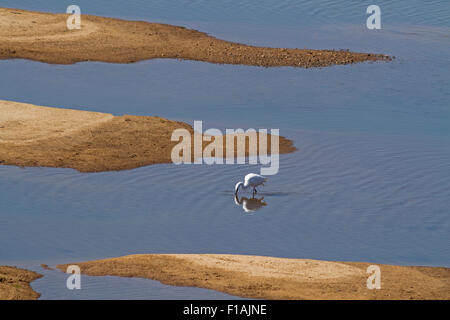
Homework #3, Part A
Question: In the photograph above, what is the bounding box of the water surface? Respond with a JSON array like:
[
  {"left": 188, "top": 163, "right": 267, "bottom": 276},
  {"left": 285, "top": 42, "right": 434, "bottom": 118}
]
[{"left": 0, "top": 0, "right": 449, "bottom": 299}]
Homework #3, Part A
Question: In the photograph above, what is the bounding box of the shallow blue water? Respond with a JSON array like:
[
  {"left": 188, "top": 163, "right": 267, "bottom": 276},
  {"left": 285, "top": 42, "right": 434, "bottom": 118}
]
[
  {"left": 27, "top": 265, "right": 242, "bottom": 300},
  {"left": 2, "top": 0, "right": 449, "bottom": 27},
  {"left": 1, "top": 24, "right": 449, "bottom": 137},
  {"left": 0, "top": 1, "right": 449, "bottom": 299}
]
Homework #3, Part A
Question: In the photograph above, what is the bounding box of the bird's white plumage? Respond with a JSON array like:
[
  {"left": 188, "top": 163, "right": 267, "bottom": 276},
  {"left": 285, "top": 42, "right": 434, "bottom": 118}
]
[
  {"left": 244, "top": 173, "right": 267, "bottom": 188},
  {"left": 235, "top": 173, "right": 268, "bottom": 195}
]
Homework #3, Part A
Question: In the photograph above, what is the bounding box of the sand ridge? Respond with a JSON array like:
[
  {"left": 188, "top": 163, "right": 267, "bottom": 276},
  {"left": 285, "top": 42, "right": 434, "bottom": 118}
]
[
  {"left": 0, "top": 7, "right": 391, "bottom": 67},
  {"left": 57, "top": 254, "right": 450, "bottom": 300},
  {"left": 167, "top": 254, "right": 361, "bottom": 280}
]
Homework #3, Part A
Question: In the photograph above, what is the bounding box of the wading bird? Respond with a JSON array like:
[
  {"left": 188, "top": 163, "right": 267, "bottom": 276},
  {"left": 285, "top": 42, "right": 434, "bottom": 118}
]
[{"left": 235, "top": 173, "right": 268, "bottom": 197}]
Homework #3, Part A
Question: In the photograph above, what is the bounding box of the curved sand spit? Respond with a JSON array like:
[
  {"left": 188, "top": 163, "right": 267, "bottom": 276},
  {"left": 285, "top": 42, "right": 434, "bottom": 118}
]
[
  {"left": 57, "top": 254, "right": 450, "bottom": 300},
  {"left": 0, "top": 266, "right": 42, "bottom": 300},
  {"left": 0, "top": 8, "right": 391, "bottom": 67},
  {"left": 0, "top": 100, "right": 296, "bottom": 172}
]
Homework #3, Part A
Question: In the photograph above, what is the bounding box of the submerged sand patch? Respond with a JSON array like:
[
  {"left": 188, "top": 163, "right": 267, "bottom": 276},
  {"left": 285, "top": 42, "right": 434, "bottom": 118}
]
[
  {"left": 57, "top": 254, "right": 450, "bottom": 300},
  {"left": 0, "top": 7, "right": 391, "bottom": 67},
  {"left": 0, "top": 266, "right": 42, "bottom": 300},
  {"left": 0, "top": 100, "right": 296, "bottom": 172}
]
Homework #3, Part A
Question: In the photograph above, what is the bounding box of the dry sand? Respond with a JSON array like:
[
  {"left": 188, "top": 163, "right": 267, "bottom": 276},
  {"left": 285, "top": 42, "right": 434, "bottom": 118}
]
[
  {"left": 0, "top": 100, "right": 114, "bottom": 144},
  {"left": 0, "top": 100, "right": 296, "bottom": 172},
  {"left": 0, "top": 7, "right": 391, "bottom": 67},
  {"left": 57, "top": 254, "right": 450, "bottom": 300},
  {"left": 0, "top": 266, "right": 42, "bottom": 300}
]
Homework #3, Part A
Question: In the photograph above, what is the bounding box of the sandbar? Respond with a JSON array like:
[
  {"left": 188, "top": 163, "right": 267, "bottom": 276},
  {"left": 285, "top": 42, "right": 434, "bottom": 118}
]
[
  {"left": 0, "top": 8, "right": 391, "bottom": 67},
  {"left": 0, "top": 266, "right": 42, "bottom": 300},
  {"left": 0, "top": 100, "right": 296, "bottom": 172},
  {"left": 57, "top": 254, "right": 450, "bottom": 300}
]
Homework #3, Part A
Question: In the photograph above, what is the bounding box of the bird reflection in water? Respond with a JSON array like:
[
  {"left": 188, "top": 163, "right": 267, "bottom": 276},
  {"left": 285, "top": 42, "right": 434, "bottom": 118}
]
[{"left": 234, "top": 195, "right": 267, "bottom": 213}]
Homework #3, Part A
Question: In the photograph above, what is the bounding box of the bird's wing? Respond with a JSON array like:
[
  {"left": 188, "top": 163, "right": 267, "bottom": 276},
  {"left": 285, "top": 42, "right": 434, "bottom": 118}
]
[{"left": 245, "top": 173, "right": 267, "bottom": 186}]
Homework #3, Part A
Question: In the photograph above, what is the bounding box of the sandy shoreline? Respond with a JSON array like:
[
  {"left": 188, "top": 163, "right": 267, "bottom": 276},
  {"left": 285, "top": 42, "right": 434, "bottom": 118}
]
[
  {"left": 0, "top": 266, "right": 42, "bottom": 300},
  {"left": 0, "top": 100, "right": 296, "bottom": 172},
  {"left": 57, "top": 254, "right": 450, "bottom": 300},
  {"left": 0, "top": 7, "right": 391, "bottom": 67}
]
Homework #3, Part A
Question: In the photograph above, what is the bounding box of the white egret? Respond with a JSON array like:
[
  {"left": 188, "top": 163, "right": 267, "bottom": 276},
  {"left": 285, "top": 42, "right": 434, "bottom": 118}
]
[{"left": 235, "top": 173, "right": 268, "bottom": 197}]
